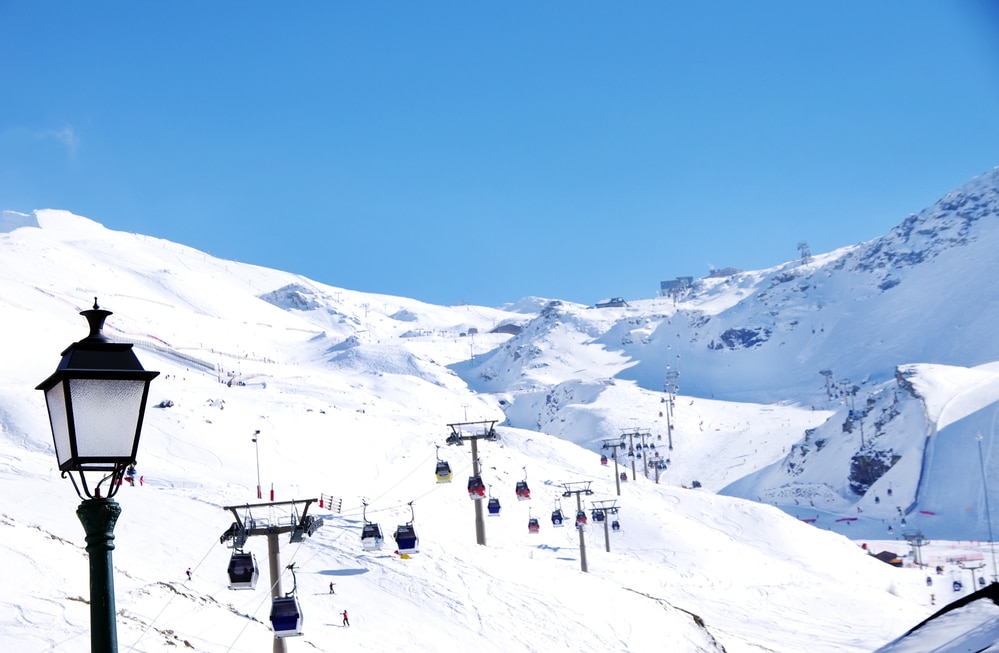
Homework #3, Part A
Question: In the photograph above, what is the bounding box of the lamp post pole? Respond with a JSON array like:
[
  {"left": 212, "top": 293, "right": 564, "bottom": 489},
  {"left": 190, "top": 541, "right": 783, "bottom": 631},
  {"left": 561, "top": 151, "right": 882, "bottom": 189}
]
[
  {"left": 977, "top": 433, "right": 998, "bottom": 581},
  {"left": 253, "top": 430, "right": 262, "bottom": 499},
  {"left": 77, "top": 498, "right": 122, "bottom": 653}
]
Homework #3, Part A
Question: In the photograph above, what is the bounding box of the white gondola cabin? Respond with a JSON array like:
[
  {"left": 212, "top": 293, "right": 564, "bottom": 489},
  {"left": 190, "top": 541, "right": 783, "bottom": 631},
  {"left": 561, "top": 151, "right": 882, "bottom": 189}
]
[
  {"left": 227, "top": 551, "right": 259, "bottom": 590},
  {"left": 361, "top": 522, "right": 384, "bottom": 551}
]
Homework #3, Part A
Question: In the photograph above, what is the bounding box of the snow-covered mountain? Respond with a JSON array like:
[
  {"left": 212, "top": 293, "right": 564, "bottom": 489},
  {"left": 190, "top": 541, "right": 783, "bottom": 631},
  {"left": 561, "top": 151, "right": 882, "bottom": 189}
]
[{"left": 0, "top": 166, "right": 997, "bottom": 652}]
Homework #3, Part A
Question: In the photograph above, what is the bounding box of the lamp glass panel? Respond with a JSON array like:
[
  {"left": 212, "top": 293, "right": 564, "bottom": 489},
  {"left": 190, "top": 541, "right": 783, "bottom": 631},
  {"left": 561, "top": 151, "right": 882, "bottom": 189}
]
[
  {"left": 44, "top": 382, "right": 73, "bottom": 468},
  {"left": 67, "top": 378, "right": 146, "bottom": 459}
]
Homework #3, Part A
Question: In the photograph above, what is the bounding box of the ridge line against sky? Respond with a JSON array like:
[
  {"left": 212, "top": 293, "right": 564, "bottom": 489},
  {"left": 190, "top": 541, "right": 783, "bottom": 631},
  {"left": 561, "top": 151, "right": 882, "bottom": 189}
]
[{"left": 1, "top": 1, "right": 998, "bottom": 307}]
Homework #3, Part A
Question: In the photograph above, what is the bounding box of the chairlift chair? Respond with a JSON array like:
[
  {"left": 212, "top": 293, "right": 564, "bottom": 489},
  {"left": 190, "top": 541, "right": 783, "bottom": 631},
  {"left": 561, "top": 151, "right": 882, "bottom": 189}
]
[{"left": 227, "top": 551, "right": 259, "bottom": 590}]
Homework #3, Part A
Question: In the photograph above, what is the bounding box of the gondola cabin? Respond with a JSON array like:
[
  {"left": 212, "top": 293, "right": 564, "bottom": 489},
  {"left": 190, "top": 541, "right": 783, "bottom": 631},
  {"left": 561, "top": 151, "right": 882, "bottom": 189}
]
[
  {"left": 487, "top": 497, "right": 501, "bottom": 516},
  {"left": 600, "top": 454, "right": 608, "bottom": 466},
  {"left": 620, "top": 472, "right": 628, "bottom": 482},
  {"left": 592, "top": 509, "right": 606, "bottom": 523},
  {"left": 361, "top": 522, "right": 384, "bottom": 551},
  {"left": 394, "top": 524, "right": 419, "bottom": 555},
  {"left": 575, "top": 510, "right": 587, "bottom": 526},
  {"left": 270, "top": 596, "right": 304, "bottom": 638},
  {"left": 227, "top": 551, "right": 259, "bottom": 590},
  {"left": 551, "top": 509, "right": 564, "bottom": 527},
  {"left": 527, "top": 518, "right": 540, "bottom": 534},
  {"left": 467, "top": 475, "right": 486, "bottom": 500},
  {"left": 515, "top": 480, "right": 531, "bottom": 501},
  {"left": 611, "top": 519, "right": 621, "bottom": 532},
  {"left": 435, "top": 460, "right": 453, "bottom": 483}
]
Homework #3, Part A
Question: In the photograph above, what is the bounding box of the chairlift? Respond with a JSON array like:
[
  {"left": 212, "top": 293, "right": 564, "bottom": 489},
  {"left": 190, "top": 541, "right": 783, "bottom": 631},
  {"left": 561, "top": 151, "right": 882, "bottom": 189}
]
[
  {"left": 270, "top": 564, "right": 303, "bottom": 638},
  {"left": 515, "top": 467, "right": 531, "bottom": 501},
  {"left": 360, "top": 501, "right": 384, "bottom": 551},
  {"left": 227, "top": 550, "right": 259, "bottom": 590},
  {"left": 467, "top": 475, "right": 486, "bottom": 500},
  {"left": 435, "top": 445, "right": 452, "bottom": 483},
  {"left": 393, "top": 501, "right": 419, "bottom": 554}
]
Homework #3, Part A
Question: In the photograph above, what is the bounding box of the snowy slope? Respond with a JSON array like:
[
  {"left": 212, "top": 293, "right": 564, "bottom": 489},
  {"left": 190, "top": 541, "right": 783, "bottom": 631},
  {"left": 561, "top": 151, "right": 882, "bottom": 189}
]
[{"left": 2, "top": 166, "right": 999, "bottom": 651}]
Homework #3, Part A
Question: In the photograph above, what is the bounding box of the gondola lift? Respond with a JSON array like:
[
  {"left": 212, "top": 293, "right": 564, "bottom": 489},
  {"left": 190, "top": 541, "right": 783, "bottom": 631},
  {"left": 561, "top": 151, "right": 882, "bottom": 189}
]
[
  {"left": 527, "top": 509, "right": 540, "bottom": 534},
  {"left": 592, "top": 508, "right": 606, "bottom": 523},
  {"left": 393, "top": 501, "right": 419, "bottom": 555},
  {"left": 360, "top": 500, "right": 384, "bottom": 551},
  {"left": 620, "top": 472, "right": 628, "bottom": 482},
  {"left": 435, "top": 445, "right": 453, "bottom": 483},
  {"left": 515, "top": 466, "right": 531, "bottom": 501},
  {"left": 600, "top": 454, "right": 608, "bottom": 466},
  {"left": 575, "top": 509, "right": 588, "bottom": 526},
  {"left": 551, "top": 499, "right": 565, "bottom": 527},
  {"left": 487, "top": 485, "right": 501, "bottom": 516},
  {"left": 467, "top": 474, "right": 486, "bottom": 500},
  {"left": 227, "top": 549, "right": 259, "bottom": 590},
  {"left": 611, "top": 519, "right": 621, "bottom": 532},
  {"left": 270, "top": 564, "right": 304, "bottom": 638}
]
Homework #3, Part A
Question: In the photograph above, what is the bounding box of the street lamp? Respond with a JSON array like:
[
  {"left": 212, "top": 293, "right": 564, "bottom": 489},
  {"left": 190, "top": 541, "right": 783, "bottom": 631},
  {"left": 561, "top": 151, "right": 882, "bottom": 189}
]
[
  {"left": 253, "top": 429, "right": 262, "bottom": 499},
  {"left": 36, "top": 300, "right": 158, "bottom": 653}
]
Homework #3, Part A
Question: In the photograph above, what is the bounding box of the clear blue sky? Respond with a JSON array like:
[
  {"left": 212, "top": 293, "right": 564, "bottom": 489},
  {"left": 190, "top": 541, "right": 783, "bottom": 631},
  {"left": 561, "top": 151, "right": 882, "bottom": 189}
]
[{"left": 2, "top": 2, "right": 998, "bottom": 307}]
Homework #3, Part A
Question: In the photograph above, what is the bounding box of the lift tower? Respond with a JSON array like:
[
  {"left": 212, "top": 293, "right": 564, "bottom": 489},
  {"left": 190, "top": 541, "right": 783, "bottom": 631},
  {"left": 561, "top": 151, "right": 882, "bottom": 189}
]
[
  {"left": 447, "top": 420, "right": 499, "bottom": 546},
  {"left": 220, "top": 499, "right": 325, "bottom": 653}
]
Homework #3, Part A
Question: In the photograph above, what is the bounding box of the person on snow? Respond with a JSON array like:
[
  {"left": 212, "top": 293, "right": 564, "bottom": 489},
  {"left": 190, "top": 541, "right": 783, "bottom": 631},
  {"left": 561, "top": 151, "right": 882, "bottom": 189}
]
[
  {"left": 329, "top": 582, "right": 335, "bottom": 594},
  {"left": 186, "top": 567, "right": 192, "bottom": 580},
  {"left": 341, "top": 610, "right": 349, "bottom": 627}
]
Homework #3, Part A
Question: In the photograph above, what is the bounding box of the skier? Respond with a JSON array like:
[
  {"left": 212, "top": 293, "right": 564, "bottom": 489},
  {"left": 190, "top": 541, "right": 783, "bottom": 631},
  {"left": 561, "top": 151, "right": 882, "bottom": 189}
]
[
  {"left": 186, "top": 567, "right": 192, "bottom": 580},
  {"left": 329, "top": 581, "right": 335, "bottom": 594},
  {"left": 341, "top": 610, "right": 349, "bottom": 627}
]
